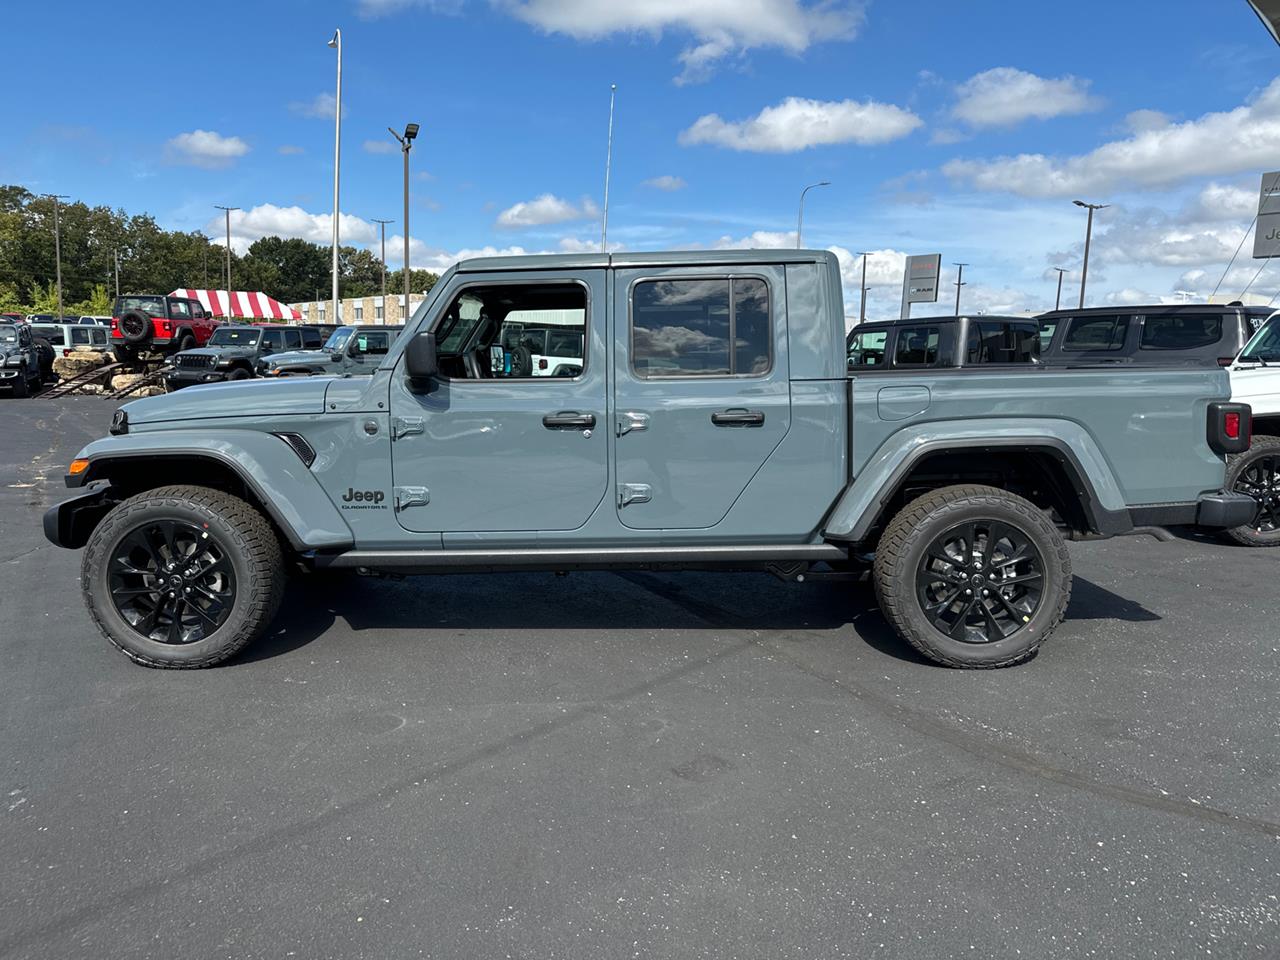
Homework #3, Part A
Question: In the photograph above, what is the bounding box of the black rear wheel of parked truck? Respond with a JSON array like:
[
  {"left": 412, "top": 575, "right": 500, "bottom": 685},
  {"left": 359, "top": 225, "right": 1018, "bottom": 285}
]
[
  {"left": 1224, "top": 435, "right": 1280, "bottom": 547},
  {"left": 873, "top": 484, "right": 1072, "bottom": 668},
  {"left": 81, "top": 485, "right": 285, "bottom": 668}
]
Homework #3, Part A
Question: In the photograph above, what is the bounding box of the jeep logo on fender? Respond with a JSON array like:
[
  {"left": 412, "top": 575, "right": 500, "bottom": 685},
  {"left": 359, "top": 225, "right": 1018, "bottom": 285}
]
[{"left": 341, "top": 488, "right": 386, "bottom": 508}]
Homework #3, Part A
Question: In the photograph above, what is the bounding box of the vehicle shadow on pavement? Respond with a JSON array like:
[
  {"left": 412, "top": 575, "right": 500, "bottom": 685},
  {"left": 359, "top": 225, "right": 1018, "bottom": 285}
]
[{"left": 1063, "top": 576, "right": 1161, "bottom": 623}]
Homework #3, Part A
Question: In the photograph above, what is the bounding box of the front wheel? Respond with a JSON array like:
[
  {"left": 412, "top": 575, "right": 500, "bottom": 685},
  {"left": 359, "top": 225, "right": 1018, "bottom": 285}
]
[
  {"left": 1223, "top": 436, "right": 1280, "bottom": 547},
  {"left": 81, "top": 485, "right": 285, "bottom": 668},
  {"left": 872, "top": 484, "right": 1072, "bottom": 668},
  {"left": 11, "top": 369, "right": 30, "bottom": 397}
]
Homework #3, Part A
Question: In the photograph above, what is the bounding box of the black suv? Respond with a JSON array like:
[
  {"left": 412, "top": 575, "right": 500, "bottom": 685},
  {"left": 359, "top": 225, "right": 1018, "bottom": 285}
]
[
  {"left": 164, "top": 324, "right": 323, "bottom": 389},
  {"left": 847, "top": 315, "right": 1041, "bottom": 371},
  {"left": 0, "top": 320, "right": 45, "bottom": 397},
  {"left": 1037, "top": 303, "right": 1272, "bottom": 367}
]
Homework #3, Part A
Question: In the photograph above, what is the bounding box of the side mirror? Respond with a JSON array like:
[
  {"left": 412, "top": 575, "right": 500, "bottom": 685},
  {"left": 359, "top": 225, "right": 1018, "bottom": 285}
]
[{"left": 405, "top": 332, "right": 438, "bottom": 384}]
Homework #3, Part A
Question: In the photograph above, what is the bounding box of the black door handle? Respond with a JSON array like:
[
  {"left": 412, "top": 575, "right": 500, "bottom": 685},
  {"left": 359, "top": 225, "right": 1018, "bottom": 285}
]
[
  {"left": 711, "top": 409, "right": 765, "bottom": 427},
  {"left": 543, "top": 411, "right": 596, "bottom": 430}
]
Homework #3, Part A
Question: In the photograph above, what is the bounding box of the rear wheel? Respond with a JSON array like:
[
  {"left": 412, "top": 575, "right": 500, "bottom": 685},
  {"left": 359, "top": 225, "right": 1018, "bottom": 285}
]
[
  {"left": 1224, "top": 436, "right": 1280, "bottom": 547},
  {"left": 227, "top": 367, "right": 252, "bottom": 381},
  {"left": 873, "top": 484, "right": 1071, "bottom": 668},
  {"left": 81, "top": 485, "right": 285, "bottom": 668},
  {"left": 175, "top": 333, "right": 195, "bottom": 353}
]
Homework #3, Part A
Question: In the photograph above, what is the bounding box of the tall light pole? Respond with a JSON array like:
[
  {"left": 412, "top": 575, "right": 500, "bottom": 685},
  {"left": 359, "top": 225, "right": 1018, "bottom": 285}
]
[
  {"left": 1073, "top": 200, "right": 1109, "bottom": 308},
  {"left": 796, "top": 181, "right": 830, "bottom": 248},
  {"left": 856, "top": 251, "right": 871, "bottom": 323},
  {"left": 953, "top": 262, "right": 968, "bottom": 314},
  {"left": 214, "top": 205, "right": 238, "bottom": 295},
  {"left": 42, "top": 195, "right": 68, "bottom": 318},
  {"left": 388, "top": 123, "right": 419, "bottom": 322},
  {"left": 1052, "top": 267, "right": 1067, "bottom": 310},
  {"left": 602, "top": 83, "right": 617, "bottom": 253},
  {"left": 328, "top": 29, "right": 343, "bottom": 324},
  {"left": 113, "top": 248, "right": 121, "bottom": 298},
  {"left": 372, "top": 218, "right": 394, "bottom": 310}
]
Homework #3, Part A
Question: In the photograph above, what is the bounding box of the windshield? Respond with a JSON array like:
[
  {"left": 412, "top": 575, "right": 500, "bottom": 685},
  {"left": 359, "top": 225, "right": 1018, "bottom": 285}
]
[
  {"left": 208, "top": 327, "right": 262, "bottom": 347},
  {"left": 324, "top": 328, "right": 353, "bottom": 351},
  {"left": 1239, "top": 315, "right": 1280, "bottom": 363},
  {"left": 0, "top": 327, "right": 16, "bottom": 343}
]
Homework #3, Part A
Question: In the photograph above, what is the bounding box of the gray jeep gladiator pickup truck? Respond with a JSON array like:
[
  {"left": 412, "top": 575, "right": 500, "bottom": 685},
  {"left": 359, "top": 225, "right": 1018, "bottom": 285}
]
[{"left": 43, "top": 250, "right": 1254, "bottom": 670}]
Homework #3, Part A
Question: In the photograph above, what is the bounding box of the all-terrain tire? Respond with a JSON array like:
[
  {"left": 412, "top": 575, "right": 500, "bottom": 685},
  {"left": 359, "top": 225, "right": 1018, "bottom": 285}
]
[
  {"left": 872, "top": 484, "right": 1072, "bottom": 669},
  {"left": 81, "top": 485, "right": 286, "bottom": 668},
  {"left": 118, "top": 309, "right": 153, "bottom": 345},
  {"left": 227, "top": 367, "right": 252, "bottom": 381},
  {"left": 11, "top": 367, "right": 30, "bottom": 397},
  {"left": 1223, "top": 435, "right": 1280, "bottom": 547},
  {"left": 175, "top": 333, "right": 196, "bottom": 353}
]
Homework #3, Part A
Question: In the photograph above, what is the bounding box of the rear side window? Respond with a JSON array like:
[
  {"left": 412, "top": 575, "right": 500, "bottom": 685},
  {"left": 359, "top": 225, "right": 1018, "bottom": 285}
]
[
  {"left": 168, "top": 300, "right": 191, "bottom": 319},
  {"left": 967, "top": 322, "right": 1040, "bottom": 364},
  {"left": 847, "top": 329, "right": 889, "bottom": 367},
  {"left": 1062, "top": 315, "right": 1129, "bottom": 351},
  {"left": 1139, "top": 313, "right": 1223, "bottom": 351},
  {"left": 631, "top": 277, "right": 771, "bottom": 378},
  {"left": 71, "top": 327, "right": 92, "bottom": 345},
  {"left": 893, "top": 326, "right": 941, "bottom": 366},
  {"left": 302, "top": 328, "right": 322, "bottom": 349},
  {"left": 284, "top": 329, "right": 302, "bottom": 350}
]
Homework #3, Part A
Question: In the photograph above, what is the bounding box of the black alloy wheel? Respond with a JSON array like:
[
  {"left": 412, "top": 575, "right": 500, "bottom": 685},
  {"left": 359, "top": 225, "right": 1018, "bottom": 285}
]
[
  {"left": 1225, "top": 436, "right": 1280, "bottom": 546},
  {"left": 915, "top": 520, "right": 1045, "bottom": 644},
  {"left": 107, "top": 519, "right": 235, "bottom": 645}
]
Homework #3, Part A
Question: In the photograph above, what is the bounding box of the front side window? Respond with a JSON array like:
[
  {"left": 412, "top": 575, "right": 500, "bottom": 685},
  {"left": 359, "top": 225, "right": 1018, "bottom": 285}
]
[
  {"left": 847, "top": 328, "right": 889, "bottom": 367},
  {"left": 631, "top": 277, "right": 770, "bottom": 378},
  {"left": 432, "top": 283, "right": 588, "bottom": 379},
  {"left": 967, "top": 322, "right": 1040, "bottom": 364},
  {"left": 1062, "top": 315, "right": 1129, "bottom": 351},
  {"left": 284, "top": 329, "right": 302, "bottom": 350},
  {"left": 261, "top": 329, "right": 285, "bottom": 353},
  {"left": 1139, "top": 313, "right": 1223, "bottom": 351},
  {"left": 894, "top": 326, "right": 941, "bottom": 366},
  {"left": 1240, "top": 316, "right": 1280, "bottom": 363},
  {"left": 353, "top": 331, "right": 392, "bottom": 356}
]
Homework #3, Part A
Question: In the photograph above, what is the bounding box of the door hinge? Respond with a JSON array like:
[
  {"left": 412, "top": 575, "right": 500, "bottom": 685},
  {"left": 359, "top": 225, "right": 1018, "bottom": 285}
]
[
  {"left": 392, "top": 416, "right": 425, "bottom": 440},
  {"left": 394, "top": 486, "right": 430, "bottom": 511},
  {"left": 618, "top": 483, "right": 652, "bottom": 508},
  {"left": 616, "top": 411, "right": 650, "bottom": 437}
]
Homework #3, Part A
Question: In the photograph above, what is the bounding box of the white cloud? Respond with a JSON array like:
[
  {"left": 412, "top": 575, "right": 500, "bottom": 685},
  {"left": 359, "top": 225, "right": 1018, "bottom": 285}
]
[
  {"left": 362, "top": 139, "right": 399, "bottom": 154},
  {"left": 496, "top": 193, "right": 599, "bottom": 228},
  {"left": 205, "top": 203, "right": 376, "bottom": 254},
  {"left": 165, "top": 130, "right": 250, "bottom": 169},
  {"left": 495, "top": 0, "right": 864, "bottom": 84},
  {"left": 277, "top": 144, "right": 305, "bottom": 155},
  {"left": 643, "top": 175, "right": 688, "bottom": 191},
  {"left": 713, "top": 229, "right": 798, "bottom": 249},
  {"left": 679, "top": 96, "right": 922, "bottom": 153},
  {"left": 289, "top": 92, "right": 342, "bottom": 120},
  {"left": 952, "top": 67, "right": 1101, "bottom": 128},
  {"left": 944, "top": 78, "right": 1280, "bottom": 198}
]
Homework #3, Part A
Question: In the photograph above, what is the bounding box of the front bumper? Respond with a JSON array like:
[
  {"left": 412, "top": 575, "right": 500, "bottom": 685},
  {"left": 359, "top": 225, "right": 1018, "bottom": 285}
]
[
  {"left": 43, "top": 482, "right": 114, "bottom": 549},
  {"left": 1195, "top": 492, "right": 1258, "bottom": 529},
  {"left": 165, "top": 367, "right": 231, "bottom": 389}
]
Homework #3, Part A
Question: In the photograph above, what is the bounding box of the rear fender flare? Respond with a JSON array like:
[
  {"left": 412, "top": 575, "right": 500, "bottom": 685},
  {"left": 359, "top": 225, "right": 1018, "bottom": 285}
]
[
  {"left": 71, "top": 429, "right": 353, "bottom": 550},
  {"left": 823, "top": 418, "right": 1129, "bottom": 542}
]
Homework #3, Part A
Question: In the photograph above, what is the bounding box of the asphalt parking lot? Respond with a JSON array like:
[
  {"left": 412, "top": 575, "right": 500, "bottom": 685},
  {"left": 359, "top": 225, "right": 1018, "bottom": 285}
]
[{"left": 1, "top": 398, "right": 1278, "bottom": 959}]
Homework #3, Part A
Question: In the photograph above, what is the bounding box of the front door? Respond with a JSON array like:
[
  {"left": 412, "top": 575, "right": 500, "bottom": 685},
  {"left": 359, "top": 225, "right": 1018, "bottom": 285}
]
[
  {"left": 389, "top": 271, "right": 609, "bottom": 534},
  {"left": 612, "top": 267, "right": 791, "bottom": 529}
]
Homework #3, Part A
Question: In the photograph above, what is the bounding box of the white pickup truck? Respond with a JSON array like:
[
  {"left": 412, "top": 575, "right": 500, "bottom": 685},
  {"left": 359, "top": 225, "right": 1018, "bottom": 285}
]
[{"left": 1227, "top": 311, "right": 1280, "bottom": 545}]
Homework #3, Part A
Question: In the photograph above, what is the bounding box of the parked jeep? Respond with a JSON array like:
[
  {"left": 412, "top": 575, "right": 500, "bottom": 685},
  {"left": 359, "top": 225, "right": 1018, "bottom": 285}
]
[
  {"left": 1223, "top": 311, "right": 1280, "bottom": 545},
  {"left": 848, "top": 315, "right": 1040, "bottom": 370},
  {"left": 261, "top": 324, "right": 402, "bottom": 377},
  {"left": 44, "top": 250, "right": 1254, "bottom": 670},
  {"left": 0, "top": 319, "right": 44, "bottom": 396},
  {"left": 110, "top": 294, "right": 221, "bottom": 363},
  {"left": 1037, "top": 303, "right": 1271, "bottom": 367},
  {"left": 164, "top": 324, "right": 324, "bottom": 390}
]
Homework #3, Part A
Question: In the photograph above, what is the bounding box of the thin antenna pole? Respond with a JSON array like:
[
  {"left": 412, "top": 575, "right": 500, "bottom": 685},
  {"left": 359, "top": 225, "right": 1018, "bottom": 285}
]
[
  {"left": 372, "top": 218, "right": 394, "bottom": 307},
  {"left": 602, "top": 83, "right": 616, "bottom": 253},
  {"left": 329, "top": 29, "right": 343, "bottom": 324}
]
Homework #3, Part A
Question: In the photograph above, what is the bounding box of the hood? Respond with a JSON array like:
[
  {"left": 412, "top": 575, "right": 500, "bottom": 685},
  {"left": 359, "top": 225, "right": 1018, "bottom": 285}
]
[
  {"left": 266, "top": 348, "right": 333, "bottom": 366},
  {"left": 122, "top": 376, "right": 331, "bottom": 424}
]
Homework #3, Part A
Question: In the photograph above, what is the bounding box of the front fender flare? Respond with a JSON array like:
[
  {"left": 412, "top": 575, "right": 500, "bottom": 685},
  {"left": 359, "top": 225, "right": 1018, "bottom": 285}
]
[
  {"left": 823, "top": 418, "right": 1130, "bottom": 543},
  {"left": 69, "top": 429, "right": 353, "bottom": 550}
]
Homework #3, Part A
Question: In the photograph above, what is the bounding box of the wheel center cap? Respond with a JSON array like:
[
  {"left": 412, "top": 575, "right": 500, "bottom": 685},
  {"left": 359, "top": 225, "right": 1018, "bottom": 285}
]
[
  {"left": 970, "top": 573, "right": 985, "bottom": 586},
  {"left": 169, "top": 575, "right": 184, "bottom": 588}
]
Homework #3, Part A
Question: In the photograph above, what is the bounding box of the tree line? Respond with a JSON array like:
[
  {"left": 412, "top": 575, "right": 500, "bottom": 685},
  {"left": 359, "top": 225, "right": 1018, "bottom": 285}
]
[{"left": 0, "top": 185, "right": 438, "bottom": 315}]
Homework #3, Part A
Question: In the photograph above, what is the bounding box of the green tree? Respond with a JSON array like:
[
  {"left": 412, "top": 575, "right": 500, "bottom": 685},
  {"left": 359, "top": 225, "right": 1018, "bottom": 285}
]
[
  {"left": 387, "top": 268, "right": 440, "bottom": 296},
  {"left": 71, "top": 283, "right": 113, "bottom": 315},
  {"left": 26, "top": 280, "right": 60, "bottom": 314}
]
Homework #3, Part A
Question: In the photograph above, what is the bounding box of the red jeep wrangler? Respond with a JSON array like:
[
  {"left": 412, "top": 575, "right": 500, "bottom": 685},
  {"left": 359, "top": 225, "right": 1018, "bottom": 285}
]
[{"left": 111, "top": 294, "right": 220, "bottom": 362}]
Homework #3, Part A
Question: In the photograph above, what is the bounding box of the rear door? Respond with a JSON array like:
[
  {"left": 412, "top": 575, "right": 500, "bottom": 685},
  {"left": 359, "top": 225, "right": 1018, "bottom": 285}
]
[{"left": 612, "top": 266, "right": 790, "bottom": 529}]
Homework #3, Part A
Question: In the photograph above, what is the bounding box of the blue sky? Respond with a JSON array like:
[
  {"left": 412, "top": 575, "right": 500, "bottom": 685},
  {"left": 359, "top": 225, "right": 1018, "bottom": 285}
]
[{"left": 3, "top": 0, "right": 1279, "bottom": 318}]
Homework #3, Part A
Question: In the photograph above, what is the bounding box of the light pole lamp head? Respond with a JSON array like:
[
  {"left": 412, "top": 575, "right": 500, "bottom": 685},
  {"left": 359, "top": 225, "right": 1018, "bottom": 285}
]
[
  {"left": 328, "top": 30, "right": 340, "bottom": 48},
  {"left": 1073, "top": 199, "right": 1086, "bottom": 208},
  {"left": 404, "top": 123, "right": 420, "bottom": 141}
]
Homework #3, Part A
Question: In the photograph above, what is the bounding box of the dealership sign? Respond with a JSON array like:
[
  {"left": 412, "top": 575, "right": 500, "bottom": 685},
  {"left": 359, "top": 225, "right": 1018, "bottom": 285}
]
[
  {"left": 1255, "top": 172, "right": 1280, "bottom": 259},
  {"left": 900, "top": 253, "right": 941, "bottom": 317}
]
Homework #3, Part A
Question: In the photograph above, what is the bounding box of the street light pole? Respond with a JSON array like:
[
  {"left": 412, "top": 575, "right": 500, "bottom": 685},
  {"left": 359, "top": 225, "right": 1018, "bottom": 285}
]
[
  {"left": 328, "top": 29, "right": 343, "bottom": 324},
  {"left": 372, "top": 218, "right": 394, "bottom": 310},
  {"left": 389, "top": 123, "right": 419, "bottom": 322},
  {"left": 953, "top": 262, "right": 968, "bottom": 314},
  {"left": 214, "top": 206, "right": 238, "bottom": 295},
  {"left": 856, "top": 251, "right": 871, "bottom": 323},
  {"left": 114, "top": 248, "right": 121, "bottom": 298},
  {"left": 42, "top": 195, "right": 68, "bottom": 318},
  {"left": 602, "top": 83, "right": 616, "bottom": 253},
  {"left": 1073, "top": 200, "right": 1109, "bottom": 308},
  {"left": 796, "top": 181, "right": 831, "bottom": 248},
  {"left": 1053, "top": 267, "right": 1067, "bottom": 310}
]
